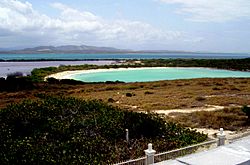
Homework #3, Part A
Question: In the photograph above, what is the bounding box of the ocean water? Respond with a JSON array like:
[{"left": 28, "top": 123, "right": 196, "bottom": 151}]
[
  {"left": 0, "top": 53, "right": 249, "bottom": 60},
  {"left": 72, "top": 67, "right": 250, "bottom": 82}
]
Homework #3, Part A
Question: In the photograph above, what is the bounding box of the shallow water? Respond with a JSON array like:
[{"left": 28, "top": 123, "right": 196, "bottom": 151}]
[{"left": 71, "top": 67, "right": 250, "bottom": 82}]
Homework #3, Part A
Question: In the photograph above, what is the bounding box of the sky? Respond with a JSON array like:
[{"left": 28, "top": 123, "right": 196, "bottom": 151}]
[{"left": 0, "top": 0, "right": 250, "bottom": 52}]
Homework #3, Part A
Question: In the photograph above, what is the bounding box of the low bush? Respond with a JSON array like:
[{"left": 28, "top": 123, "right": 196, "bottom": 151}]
[
  {"left": 46, "top": 77, "right": 60, "bottom": 84},
  {"left": 108, "top": 98, "right": 115, "bottom": 103},
  {"left": 144, "top": 91, "right": 154, "bottom": 95},
  {"left": 0, "top": 96, "right": 206, "bottom": 164},
  {"left": 0, "top": 77, "right": 34, "bottom": 92},
  {"left": 7, "top": 72, "right": 23, "bottom": 78},
  {"left": 126, "top": 92, "right": 135, "bottom": 97},
  {"left": 242, "top": 105, "right": 250, "bottom": 121},
  {"left": 105, "top": 80, "right": 124, "bottom": 84},
  {"left": 212, "top": 87, "right": 220, "bottom": 90},
  {"left": 195, "top": 96, "right": 206, "bottom": 101},
  {"left": 60, "top": 79, "right": 85, "bottom": 85}
]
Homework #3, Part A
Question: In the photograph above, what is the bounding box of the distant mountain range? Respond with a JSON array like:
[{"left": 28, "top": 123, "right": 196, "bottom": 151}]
[
  {"left": 0, "top": 45, "right": 129, "bottom": 54},
  {"left": 0, "top": 45, "right": 193, "bottom": 54}
]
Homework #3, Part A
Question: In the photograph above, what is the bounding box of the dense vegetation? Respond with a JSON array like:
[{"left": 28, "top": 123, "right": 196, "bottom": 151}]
[
  {"left": 30, "top": 58, "right": 250, "bottom": 82},
  {"left": 0, "top": 76, "right": 34, "bottom": 92},
  {"left": 242, "top": 105, "right": 250, "bottom": 122},
  {"left": 141, "top": 58, "right": 250, "bottom": 71},
  {"left": 0, "top": 96, "right": 207, "bottom": 164}
]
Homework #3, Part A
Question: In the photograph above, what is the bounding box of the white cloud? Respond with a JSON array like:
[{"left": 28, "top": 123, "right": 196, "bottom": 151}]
[
  {"left": 51, "top": 3, "right": 99, "bottom": 22},
  {"left": 0, "top": 0, "right": 189, "bottom": 48},
  {"left": 158, "top": 0, "right": 250, "bottom": 22}
]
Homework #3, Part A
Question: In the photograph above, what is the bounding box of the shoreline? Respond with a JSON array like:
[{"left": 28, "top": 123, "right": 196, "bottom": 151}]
[
  {"left": 0, "top": 60, "right": 115, "bottom": 78},
  {"left": 45, "top": 67, "right": 169, "bottom": 80},
  {"left": 45, "top": 67, "right": 250, "bottom": 81}
]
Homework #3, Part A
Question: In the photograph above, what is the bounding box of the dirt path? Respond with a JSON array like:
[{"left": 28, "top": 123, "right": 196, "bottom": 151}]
[
  {"left": 150, "top": 104, "right": 225, "bottom": 116},
  {"left": 194, "top": 128, "right": 234, "bottom": 140},
  {"left": 137, "top": 104, "right": 250, "bottom": 141},
  {"left": 141, "top": 105, "right": 250, "bottom": 141}
]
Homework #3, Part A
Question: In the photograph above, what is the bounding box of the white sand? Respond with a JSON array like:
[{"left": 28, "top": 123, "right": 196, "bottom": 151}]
[{"left": 152, "top": 105, "right": 225, "bottom": 116}]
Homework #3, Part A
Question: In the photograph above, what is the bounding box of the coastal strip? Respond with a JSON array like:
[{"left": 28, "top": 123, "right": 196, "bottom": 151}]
[
  {"left": 45, "top": 66, "right": 250, "bottom": 81},
  {"left": 45, "top": 67, "right": 169, "bottom": 80}
]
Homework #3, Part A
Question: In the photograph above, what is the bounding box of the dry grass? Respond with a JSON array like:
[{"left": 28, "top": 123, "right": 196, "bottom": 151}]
[
  {"left": 0, "top": 78, "right": 249, "bottom": 111},
  {"left": 0, "top": 78, "right": 249, "bottom": 130},
  {"left": 169, "top": 107, "right": 248, "bottom": 131},
  {"left": 70, "top": 78, "right": 250, "bottom": 111}
]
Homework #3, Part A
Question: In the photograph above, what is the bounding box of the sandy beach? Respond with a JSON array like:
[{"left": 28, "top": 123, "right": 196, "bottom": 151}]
[
  {"left": 45, "top": 67, "right": 171, "bottom": 80},
  {"left": 45, "top": 67, "right": 250, "bottom": 82},
  {"left": 45, "top": 66, "right": 250, "bottom": 81}
]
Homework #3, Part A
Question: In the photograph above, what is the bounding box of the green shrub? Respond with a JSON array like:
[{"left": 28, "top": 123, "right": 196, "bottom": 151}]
[
  {"left": 212, "top": 87, "right": 220, "bottom": 90},
  {"left": 126, "top": 93, "right": 132, "bottom": 97},
  {"left": 0, "top": 77, "right": 34, "bottom": 92},
  {"left": 108, "top": 98, "right": 115, "bottom": 103},
  {"left": 7, "top": 72, "right": 23, "bottom": 78},
  {"left": 60, "top": 79, "right": 85, "bottom": 85},
  {"left": 0, "top": 96, "right": 207, "bottom": 164},
  {"left": 46, "top": 77, "right": 60, "bottom": 84},
  {"left": 144, "top": 91, "right": 154, "bottom": 95},
  {"left": 195, "top": 96, "right": 206, "bottom": 101},
  {"left": 242, "top": 105, "right": 250, "bottom": 121}
]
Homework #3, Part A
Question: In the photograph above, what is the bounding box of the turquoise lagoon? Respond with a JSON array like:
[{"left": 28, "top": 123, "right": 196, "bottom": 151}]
[{"left": 70, "top": 67, "right": 250, "bottom": 83}]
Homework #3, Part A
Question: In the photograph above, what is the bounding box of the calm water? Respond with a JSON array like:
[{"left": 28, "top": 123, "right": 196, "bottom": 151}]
[
  {"left": 72, "top": 68, "right": 250, "bottom": 82},
  {"left": 1, "top": 53, "right": 249, "bottom": 78},
  {"left": 0, "top": 53, "right": 249, "bottom": 60},
  {"left": 0, "top": 61, "right": 113, "bottom": 77}
]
